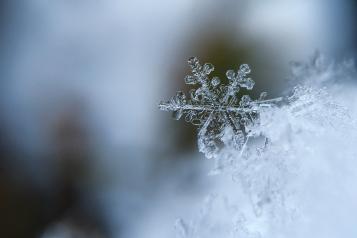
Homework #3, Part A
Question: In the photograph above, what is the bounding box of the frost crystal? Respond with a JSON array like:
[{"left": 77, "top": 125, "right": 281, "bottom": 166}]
[
  {"left": 158, "top": 54, "right": 357, "bottom": 238},
  {"left": 159, "top": 57, "right": 282, "bottom": 158}
]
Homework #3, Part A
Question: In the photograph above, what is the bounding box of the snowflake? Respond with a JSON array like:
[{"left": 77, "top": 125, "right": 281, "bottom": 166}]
[{"left": 159, "top": 57, "right": 282, "bottom": 158}]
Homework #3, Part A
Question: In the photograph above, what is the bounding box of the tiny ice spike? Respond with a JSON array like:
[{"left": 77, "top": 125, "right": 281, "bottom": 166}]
[{"left": 159, "top": 57, "right": 282, "bottom": 158}]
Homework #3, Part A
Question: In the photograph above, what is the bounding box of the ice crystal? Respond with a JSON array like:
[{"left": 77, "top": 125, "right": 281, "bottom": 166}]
[
  {"left": 159, "top": 57, "right": 282, "bottom": 158},
  {"left": 158, "top": 54, "right": 357, "bottom": 238}
]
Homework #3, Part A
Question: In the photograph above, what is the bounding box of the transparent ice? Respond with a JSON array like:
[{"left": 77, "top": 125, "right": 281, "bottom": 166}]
[{"left": 159, "top": 57, "right": 282, "bottom": 158}]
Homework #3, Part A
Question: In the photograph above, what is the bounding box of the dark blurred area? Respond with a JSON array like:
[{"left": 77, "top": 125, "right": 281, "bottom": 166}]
[{"left": 0, "top": 1, "right": 356, "bottom": 237}]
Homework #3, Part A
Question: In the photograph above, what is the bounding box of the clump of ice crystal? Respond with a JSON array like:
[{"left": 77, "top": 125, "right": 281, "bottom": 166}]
[
  {"left": 159, "top": 54, "right": 357, "bottom": 238},
  {"left": 159, "top": 57, "right": 282, "bottom": 158}
]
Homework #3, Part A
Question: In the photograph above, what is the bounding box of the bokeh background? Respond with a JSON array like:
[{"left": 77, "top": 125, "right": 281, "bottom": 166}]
[{"left": 0, "top": 0, "right": 356, "bottom": 237}]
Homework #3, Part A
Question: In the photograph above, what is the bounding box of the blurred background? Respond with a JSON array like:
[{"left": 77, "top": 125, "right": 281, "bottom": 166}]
[{"left": 0, "top": 0, "right": 356, "bottom": 237}]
